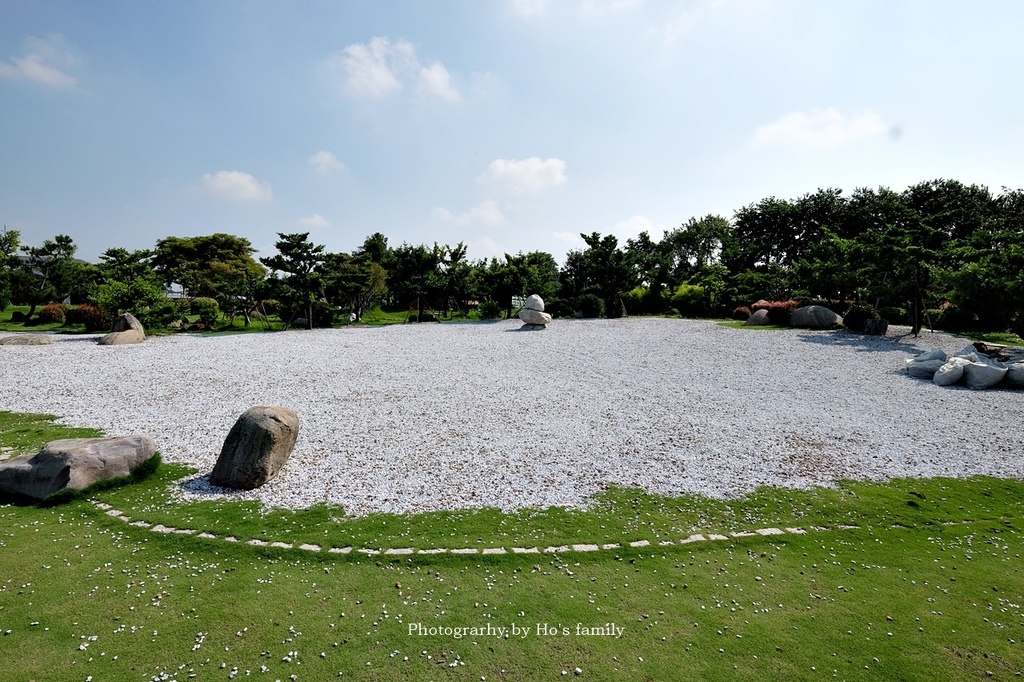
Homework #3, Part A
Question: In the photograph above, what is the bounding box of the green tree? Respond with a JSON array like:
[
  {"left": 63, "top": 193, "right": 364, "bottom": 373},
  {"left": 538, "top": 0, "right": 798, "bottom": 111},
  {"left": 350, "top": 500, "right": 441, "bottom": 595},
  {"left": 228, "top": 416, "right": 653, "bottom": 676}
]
[
  {"left": 846, "top": 187, "right": 947, "bottom": 335},
  {"left": 663, "top": 215, "right": 729, "bottom": 286},
  {"left": 260, "top": 232, "right": 326, "bottom": 329},
  {"left": 0, "top": 227, "right": 20, "bottom": 310},
  {"left": 14, "top": 234, "right": 84, "bottom": 318},
  {"left": 91, "top": 247, "right": 180, "bottom": 329},
  {"left": 561, "top": 233, "right": 638, "bottom": 317},
  {"left": 153, "top": 233, "right": 266, "bottom": 326},
  {"left": 322, "top": 251, "right": 387, "bottom": 321}
]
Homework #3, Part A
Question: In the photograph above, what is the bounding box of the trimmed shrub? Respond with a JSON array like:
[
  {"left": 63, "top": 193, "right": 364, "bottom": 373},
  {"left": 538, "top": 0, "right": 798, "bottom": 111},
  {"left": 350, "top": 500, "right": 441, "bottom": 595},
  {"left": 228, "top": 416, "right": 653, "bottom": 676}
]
[
  {"left": 544, "top": 297, "right": 568, "bottom": 319},
  {"left": 66, "top": 304, "right": 114, "bottom": 332},
  {"left": 578, "top": 293, "right": 605, "bottom": 319},
  {"left": 670, "top": 283, "right": 706, "bottom": 318},
  {"left": 190, "top": 297, "right": 220, "bottom": 328},
  {"left": 752, "top": 299, "right": 800, "bottom": 325},
  {"left": 732, "top": 305, "right": 752, "bottom": 321},
  {"left": 621, "top": 287, "right": 647, "bottom": 315},
  {"left": 11, "top": 310, "right": 27, "bottom": 322},
  {"left": 477, "top": 299, "right": 503, "bottom": 320},
  {"left": 259, "top": 299, "right": 281, "bottom": 316},
  {"left": 877, "top": 306, "right": 909, "bottom": 325},
  {"left": 843, "top": 303, "right": 877, "bottom": 332},
  {"left": 37, "top": 303, "right": 68, "bottom": 325}
]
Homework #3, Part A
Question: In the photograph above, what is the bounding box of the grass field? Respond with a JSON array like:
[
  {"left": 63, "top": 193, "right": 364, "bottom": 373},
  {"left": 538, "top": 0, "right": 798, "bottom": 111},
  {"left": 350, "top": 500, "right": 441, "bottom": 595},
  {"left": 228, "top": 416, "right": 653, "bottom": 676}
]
[{"left": 2, "top": 412, "right": 1023, "bottom": 680}]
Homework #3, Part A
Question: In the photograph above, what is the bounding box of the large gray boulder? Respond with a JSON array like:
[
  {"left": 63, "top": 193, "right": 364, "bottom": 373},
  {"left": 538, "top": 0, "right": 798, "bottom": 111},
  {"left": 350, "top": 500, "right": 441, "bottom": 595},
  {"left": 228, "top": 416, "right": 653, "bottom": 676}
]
[
  {"left": 790, "top": 305, "right": 842, "bottom": 329},
  {"left": 111, "top": 312, "right": 145, "bottom": 335},
  {"left": 99, "top": 313, "right": 146, "bottom": 345},
  {"left": 744, "top": 309, "right": 771, "bottom": 326},
  {"left": 0, "top": 436, "right": 157, "bottom": 500},
  {"left": 99, "top": 330, "right": 145, "bottom": 345},
  {"left": 210, "top": 406, "right": 299, "bottom": 490},
  {"left": 0, "top": 334, "right": 53, "bottom": 346}
]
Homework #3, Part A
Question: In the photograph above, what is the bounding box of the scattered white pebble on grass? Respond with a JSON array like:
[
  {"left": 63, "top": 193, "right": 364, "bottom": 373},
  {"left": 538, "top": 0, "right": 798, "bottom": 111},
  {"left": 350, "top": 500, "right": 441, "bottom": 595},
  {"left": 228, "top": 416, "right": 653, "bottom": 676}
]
[{"left": 2, "top": 319, "right": 1021, "bottom": 515}]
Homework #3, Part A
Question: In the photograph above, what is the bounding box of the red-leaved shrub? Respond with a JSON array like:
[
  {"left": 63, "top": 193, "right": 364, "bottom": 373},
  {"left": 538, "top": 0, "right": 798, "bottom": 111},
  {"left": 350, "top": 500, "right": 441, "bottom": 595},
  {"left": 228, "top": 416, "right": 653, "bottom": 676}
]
[
  {"left": 750, "top": 299, "right": 800, "bottom": 325},
  {"left": 37, "top": 303, "right": 68, "bottom": 325},
  {"left": 66, "top": 304, "right": 114, "bottom": 332}
]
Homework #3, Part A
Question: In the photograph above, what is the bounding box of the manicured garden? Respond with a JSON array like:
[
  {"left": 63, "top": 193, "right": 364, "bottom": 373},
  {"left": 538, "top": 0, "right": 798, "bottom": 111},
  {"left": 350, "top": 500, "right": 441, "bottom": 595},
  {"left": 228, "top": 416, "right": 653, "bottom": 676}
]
[{"left": 2, "top": 412, "right": 1022, "bottom": 680}]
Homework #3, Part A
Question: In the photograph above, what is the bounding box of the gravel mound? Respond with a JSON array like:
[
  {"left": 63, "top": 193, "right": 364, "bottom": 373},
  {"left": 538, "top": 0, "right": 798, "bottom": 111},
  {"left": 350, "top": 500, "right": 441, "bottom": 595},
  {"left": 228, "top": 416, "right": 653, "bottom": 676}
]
[{"left": 1, "top": 319, "right": 1020, "bottom": 516}]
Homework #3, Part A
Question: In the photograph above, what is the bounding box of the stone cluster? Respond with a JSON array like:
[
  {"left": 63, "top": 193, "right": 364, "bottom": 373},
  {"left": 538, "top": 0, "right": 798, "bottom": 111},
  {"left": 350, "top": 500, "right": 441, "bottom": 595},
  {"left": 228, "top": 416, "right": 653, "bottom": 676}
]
[{"left": 518, "top": 294, "right": 552, "bottom": 329}]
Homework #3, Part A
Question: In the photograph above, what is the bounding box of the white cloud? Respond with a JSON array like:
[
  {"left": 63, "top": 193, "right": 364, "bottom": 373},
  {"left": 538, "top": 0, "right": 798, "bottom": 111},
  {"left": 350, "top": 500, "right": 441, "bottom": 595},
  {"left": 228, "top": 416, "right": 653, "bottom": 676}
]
[
  {"left": 297, "top": 213, "right": 330, "bottom": 229},
  {"left": 0, "top": 35, "right": 78, "bottom": 88},
  {"left": 327, "top": 36, "right": 460, "bottom": 102},
  {"left": 752, "top": 108, "right": 888, "bottom": 151},
  {"left": 419, "top": 61, "right": 462, "bottom": 102},
  {"left": 467, "top": 236, "right": 505, "bottom": 261},
  {"left": 658, "top": 0, "right": 767, "bottom": 43},
  {"left": 433, "top": 199, "right": 505, "bottom": 226},
  {"left": 478, "top": 157, "right": 567, "bottom": 194},
  {"left": 581, "top": 0, "right": 642, "bottom": 15},
  {"left": 512, "top": 0, "right": 639, "bottom": 19},
  {"left": 200, "top": 170, "right": 273, "bottom": 202},
  {"left": 511, "top": 0, "right": 551, "bottom": 18},
  {"left": 309, "top": 150, "right": 347, "bottom": 173}
]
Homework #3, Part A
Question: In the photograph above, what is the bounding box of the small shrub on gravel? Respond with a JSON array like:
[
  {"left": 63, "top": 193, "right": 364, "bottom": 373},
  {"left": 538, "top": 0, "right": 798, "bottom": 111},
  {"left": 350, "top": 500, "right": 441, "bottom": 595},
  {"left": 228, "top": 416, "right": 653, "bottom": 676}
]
[
  {"left": 732, "top": 305, "right": 752, "bottom": 321},
  {"left": 37, "top": 303, "right": 68, "bottom": 325},
  {"left": 190, "top": 297, "right": 220, "bottom": 328}
]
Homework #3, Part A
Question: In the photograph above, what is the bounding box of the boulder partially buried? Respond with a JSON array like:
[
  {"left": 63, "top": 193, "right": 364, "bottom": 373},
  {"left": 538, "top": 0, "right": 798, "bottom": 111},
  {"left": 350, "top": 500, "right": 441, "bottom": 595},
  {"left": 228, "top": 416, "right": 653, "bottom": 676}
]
[
  {"left": 0, "top": 436, "right": 157, "bottom": 500},
  {"left": 0, "top": 334, "right": 52, "bottom": 346},
  {"left": 99, "top": 330, "right": 145, "bottom": 345},
  {"left": 790, "top": 305, "right": 843, "bottom": 329},
  {"left": 744, "top": 308, "right": 771, "bottom": 326},
  {"left": 111, "top": 312, "right": 145, "bottom": 335},
  {"left": 99, "top": 313, "right": 146, "bottom": 345},
  {"left": 209, "top": 406, "right": 299, "bottom": 490}
]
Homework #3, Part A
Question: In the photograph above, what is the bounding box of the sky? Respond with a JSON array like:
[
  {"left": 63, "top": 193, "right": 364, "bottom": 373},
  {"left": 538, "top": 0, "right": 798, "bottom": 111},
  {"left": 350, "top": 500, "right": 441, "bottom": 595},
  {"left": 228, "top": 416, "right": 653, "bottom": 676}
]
[{"left": 2, "top": 0, "right": 1023, "bottom": 265}]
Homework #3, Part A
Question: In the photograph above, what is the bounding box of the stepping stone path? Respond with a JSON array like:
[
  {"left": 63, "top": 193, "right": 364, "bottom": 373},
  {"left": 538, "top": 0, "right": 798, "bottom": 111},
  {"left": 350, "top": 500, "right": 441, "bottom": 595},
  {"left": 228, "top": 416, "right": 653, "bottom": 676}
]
[{"left": 89, "top": 500, "right": 855, "bottom": 556}]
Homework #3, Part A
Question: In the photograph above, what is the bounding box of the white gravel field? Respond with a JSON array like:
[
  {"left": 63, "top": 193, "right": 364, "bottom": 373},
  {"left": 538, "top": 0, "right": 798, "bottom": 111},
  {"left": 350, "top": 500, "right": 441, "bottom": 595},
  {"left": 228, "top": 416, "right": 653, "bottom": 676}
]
[{"left": 1, "top": 319, "right": 1021, "bottom": 516}]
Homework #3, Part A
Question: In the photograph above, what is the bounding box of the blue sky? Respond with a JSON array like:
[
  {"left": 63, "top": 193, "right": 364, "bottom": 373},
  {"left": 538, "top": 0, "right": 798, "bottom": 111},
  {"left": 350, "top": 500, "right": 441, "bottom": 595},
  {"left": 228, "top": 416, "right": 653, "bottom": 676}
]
[{"left": 2, "top": 0, "right": 1022, "bottom": 264}]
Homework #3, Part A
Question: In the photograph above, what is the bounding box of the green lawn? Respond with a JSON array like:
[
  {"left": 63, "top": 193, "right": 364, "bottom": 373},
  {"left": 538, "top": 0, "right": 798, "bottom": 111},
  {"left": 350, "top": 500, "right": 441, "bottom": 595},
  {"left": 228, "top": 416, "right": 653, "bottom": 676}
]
[{"left": 2, "top": 412, "right": 1023, "bottom": 680}]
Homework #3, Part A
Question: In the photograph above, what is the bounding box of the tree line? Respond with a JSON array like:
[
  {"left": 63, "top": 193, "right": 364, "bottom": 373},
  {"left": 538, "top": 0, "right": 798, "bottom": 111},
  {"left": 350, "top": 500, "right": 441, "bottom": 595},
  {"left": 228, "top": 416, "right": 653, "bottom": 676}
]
[{"left": 1, "top": 178, "right": 1021, "bottom": 335}]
